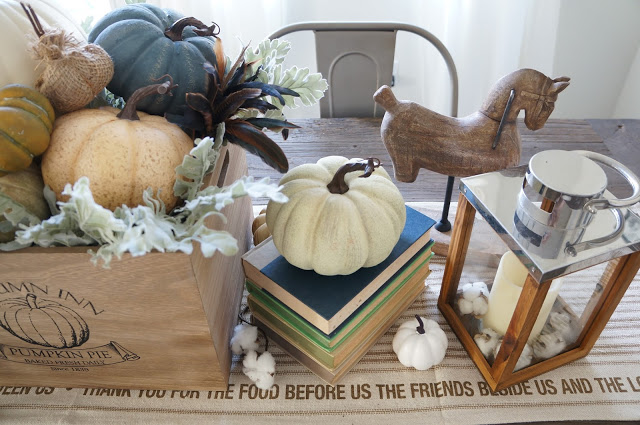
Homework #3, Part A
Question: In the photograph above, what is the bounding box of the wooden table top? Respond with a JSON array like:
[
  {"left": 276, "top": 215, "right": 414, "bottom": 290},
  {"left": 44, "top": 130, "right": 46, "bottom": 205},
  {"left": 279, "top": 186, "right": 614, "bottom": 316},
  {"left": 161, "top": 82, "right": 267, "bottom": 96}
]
[
  {"left": 243, "top": 119, "right": 640, "bottom": 425},
  {"left": 246, "top": 118, "right": 640, "bottom": 203}
]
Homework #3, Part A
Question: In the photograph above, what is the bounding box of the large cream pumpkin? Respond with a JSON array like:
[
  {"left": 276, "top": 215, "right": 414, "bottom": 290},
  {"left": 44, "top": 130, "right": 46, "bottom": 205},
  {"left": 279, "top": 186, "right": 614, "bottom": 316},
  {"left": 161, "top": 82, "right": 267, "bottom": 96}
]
[
  {"left": 0, "top": 0, "right": 86, "bottom": 88},
  {"left": 266, "top": 156, "right": 406, "bottom": 276},
  {"left": 41, "top": 83, "right": 193, "bottom": 211}
]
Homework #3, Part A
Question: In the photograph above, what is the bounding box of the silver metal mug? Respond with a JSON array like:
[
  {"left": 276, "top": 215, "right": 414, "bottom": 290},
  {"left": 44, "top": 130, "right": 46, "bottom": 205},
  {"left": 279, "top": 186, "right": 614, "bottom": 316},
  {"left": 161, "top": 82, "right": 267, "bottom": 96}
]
[{"left": 514, "top": 150, "right": 640, "bottom": 258}]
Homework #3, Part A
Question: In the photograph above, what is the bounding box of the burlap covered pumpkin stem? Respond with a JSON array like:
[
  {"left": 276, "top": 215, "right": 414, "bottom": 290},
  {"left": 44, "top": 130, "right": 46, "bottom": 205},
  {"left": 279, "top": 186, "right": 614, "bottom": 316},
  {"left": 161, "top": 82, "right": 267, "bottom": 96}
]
[{"left": 22, "top": 2, "right": 113, "bottom": 114}]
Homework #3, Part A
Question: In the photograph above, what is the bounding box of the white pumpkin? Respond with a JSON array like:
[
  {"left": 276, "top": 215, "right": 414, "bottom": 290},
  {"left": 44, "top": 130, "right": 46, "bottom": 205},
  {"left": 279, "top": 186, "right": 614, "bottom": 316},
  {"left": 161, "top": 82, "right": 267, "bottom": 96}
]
[
  {"left": 0, "top": 0, "right": 86, "bottom": 88},
  {"left": 266, "top": 156, "right": 406, "bottom": 276},
  {"left": 392, "top": 315, "right": 448, "bottom": 370}
]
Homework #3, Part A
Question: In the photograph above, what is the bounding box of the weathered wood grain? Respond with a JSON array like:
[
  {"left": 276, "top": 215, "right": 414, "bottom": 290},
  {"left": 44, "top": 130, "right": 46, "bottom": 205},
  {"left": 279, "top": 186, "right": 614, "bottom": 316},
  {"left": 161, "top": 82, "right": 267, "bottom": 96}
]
[
  {"left": 247, "top": 118, "right": 630, "bottom": 204},
  {"left": 439, "top": 194, "right": 476, "bottom": 306},
  {"left": 373, "top": 71, "right": 570, "bottom": 179}
]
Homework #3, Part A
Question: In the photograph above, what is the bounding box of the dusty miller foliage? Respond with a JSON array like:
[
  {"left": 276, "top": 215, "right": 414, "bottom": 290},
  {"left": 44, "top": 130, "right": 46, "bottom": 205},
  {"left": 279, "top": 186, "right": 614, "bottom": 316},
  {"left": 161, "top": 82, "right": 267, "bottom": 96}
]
[
  {"left": 236, "top": 39, "right": 328, "bottom": 120},
  {"left": 1, "top": 137, "right": 286, "bottom": 268}
]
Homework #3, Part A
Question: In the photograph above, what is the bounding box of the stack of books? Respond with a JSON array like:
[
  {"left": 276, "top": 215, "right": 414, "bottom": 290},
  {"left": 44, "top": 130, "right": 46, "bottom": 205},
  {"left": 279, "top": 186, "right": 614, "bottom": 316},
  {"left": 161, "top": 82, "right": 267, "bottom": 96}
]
[{"left": 241, "top": 205, "right": 436, "bottom": 384}]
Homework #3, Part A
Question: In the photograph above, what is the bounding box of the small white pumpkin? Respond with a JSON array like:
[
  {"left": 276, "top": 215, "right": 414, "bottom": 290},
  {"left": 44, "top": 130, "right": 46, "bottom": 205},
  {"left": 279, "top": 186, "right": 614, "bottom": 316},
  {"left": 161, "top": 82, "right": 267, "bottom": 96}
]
[
  {"left": 392, "top": 315, "right": 448, "bottom": 370},
  {"left": 266, "top": 156, "right": 406, "bottom": 276}
]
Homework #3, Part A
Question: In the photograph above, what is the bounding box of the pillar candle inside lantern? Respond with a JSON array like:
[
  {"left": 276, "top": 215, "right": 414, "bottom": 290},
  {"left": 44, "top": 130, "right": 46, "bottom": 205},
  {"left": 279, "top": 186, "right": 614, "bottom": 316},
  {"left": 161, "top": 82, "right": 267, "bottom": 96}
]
[{"left": 483, "top": 251, "right": 563, "bottom": 340}]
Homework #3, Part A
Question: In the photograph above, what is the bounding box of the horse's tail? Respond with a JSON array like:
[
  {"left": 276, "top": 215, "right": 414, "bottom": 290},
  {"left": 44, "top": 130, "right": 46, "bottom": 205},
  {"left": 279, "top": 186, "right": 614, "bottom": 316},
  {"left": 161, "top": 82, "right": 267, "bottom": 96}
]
[{"left": 373, "top": 85, "right": 400, "bottom": 113}]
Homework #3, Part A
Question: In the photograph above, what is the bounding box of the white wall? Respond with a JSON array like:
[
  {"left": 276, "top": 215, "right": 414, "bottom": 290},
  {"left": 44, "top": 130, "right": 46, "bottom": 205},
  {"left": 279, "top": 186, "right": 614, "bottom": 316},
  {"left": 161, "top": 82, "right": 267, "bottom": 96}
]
[
  {"left": 549, "top": 0, "right": 640, "bottom": 119},
  {"left": 64, "top": 0, "right": 640, "bottom": 119},
  {"left": 614, "top": 46, "right": 640, "bottom": 118},
  {"left": 271, "top": 0, "right": 640, "bottom": 119}
]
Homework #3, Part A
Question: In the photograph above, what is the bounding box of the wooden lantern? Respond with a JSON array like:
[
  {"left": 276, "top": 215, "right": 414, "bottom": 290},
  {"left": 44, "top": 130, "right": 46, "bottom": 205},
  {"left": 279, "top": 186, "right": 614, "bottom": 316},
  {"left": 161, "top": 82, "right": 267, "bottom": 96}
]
[{"left": 438, "top": 150, "right": 640, "bottom": 392}]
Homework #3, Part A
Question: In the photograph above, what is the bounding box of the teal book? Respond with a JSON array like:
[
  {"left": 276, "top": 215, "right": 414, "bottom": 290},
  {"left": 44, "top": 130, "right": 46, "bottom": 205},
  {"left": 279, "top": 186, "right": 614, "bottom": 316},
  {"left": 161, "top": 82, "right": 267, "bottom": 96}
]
[{"left": 242, "top": 205, "right": 435, "bottom": 334}]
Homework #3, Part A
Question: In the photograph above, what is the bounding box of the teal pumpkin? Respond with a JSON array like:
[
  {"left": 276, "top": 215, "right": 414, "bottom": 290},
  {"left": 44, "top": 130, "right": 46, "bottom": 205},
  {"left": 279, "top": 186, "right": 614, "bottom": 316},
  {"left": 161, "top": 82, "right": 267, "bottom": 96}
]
[{"left": 88, "top": 4, "right": 218, "bottom": 115}]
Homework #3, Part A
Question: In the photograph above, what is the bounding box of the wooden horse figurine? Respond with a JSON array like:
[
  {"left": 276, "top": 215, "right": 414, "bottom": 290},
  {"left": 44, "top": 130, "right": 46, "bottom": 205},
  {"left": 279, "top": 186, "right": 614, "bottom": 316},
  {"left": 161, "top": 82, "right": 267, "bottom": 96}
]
[{"left": 373, "top": 68, "right": 570, "bottom": 181}]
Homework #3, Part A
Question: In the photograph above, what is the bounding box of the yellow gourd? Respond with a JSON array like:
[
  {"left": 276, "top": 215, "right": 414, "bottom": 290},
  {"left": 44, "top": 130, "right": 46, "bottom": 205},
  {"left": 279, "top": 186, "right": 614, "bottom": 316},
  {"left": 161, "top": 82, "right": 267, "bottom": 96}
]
[
  {"left": 252, "top": 208, "right": 270, "bottom": 246},
  {"left": 0, "top": 84, "right": 55, "bottom": 175},
  {"left": 41, "top": 79, "right": 193, "bottom": 211},
  {"left": 266, "top": 156, "right": 406, "bottom": 276}
]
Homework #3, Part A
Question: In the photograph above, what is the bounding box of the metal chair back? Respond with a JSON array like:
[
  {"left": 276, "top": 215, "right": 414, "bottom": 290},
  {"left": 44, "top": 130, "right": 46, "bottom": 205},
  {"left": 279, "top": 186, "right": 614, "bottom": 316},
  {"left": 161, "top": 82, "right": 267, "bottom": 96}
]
[{"left": 269, "top": 22, "right": 458, "bottom": 119}]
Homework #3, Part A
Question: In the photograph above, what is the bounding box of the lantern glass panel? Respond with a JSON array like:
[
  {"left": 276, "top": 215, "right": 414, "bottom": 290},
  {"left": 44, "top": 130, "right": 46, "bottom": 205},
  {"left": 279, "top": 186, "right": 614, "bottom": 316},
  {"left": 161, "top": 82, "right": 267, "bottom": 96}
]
[
  {"left": 449, "top": 210, "right": 543, "bottom": 370},
  {"left": 526, "top": 261, "right": 613, "bottom": 364},
  {"left": 450, "top": 208, "right": 624, "bottom": 371},
  {"left": 452, "top": 208, "right": 507, "bottom": 337}
]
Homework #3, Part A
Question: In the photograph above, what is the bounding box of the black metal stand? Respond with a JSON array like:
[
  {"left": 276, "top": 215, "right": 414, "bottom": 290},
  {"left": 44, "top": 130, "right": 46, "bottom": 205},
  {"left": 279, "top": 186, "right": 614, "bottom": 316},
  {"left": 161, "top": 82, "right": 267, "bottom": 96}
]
[{"left": 435, "top": 175, "right": 455, "bottom": 232}]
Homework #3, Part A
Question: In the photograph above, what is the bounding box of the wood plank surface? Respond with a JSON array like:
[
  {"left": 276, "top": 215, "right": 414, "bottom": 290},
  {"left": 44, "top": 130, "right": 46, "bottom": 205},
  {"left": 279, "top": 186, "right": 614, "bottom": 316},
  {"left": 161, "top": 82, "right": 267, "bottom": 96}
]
[{"left": 247, "top": 118, "right": 636, "bottom": 203}]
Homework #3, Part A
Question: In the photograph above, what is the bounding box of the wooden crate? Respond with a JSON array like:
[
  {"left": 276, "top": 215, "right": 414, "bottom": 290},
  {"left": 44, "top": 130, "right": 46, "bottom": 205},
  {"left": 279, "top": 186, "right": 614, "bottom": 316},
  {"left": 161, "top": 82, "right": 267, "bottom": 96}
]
[{"left": 0, "top": 144, "right": 253, "bottom": 390}]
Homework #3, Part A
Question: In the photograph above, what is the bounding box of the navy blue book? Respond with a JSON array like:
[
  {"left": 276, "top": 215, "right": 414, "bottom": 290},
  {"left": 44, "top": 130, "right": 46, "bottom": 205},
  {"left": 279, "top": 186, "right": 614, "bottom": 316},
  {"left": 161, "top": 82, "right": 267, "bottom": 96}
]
[{"left": 241, "top": 205, "right": 435, "bottom": 334}]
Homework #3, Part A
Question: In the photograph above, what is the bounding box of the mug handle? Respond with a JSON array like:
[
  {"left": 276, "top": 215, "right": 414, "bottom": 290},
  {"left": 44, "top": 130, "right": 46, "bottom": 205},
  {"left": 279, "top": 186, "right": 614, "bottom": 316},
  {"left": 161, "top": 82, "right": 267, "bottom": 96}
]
[
  {"left": 573, "top": 150, "right": 640, "bottom": 212},
  {"left": 564, "top": 150, "right": 639, "bottom": 257},
  {"left": 565, "top": 208, "right": 625, "bottom": 257}
]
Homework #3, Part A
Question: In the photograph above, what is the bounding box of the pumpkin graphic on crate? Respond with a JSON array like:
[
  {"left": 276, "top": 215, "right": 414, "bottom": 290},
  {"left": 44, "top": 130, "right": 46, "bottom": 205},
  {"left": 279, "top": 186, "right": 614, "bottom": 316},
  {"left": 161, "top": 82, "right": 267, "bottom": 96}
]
[{"left": 0, "top": 293, "right": 89, "bottom": 348}]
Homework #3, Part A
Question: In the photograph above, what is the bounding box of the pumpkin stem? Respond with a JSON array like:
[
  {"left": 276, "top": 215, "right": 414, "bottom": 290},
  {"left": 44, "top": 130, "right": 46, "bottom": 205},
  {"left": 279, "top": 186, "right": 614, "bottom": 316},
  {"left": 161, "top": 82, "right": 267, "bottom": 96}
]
[
  {"left": 117, "top": 75, "right": 178, "bottom": 121},
  {"left": 164, "top": 17, "right": 220, "bottom": 42},
  {"left": 326, "top": 158, "right": 381, "bottom": 194},
  {"left": 415, "top": 314, "right": 426, "bottom": 334},
  {"left": 26, "top": 293, "right": 39, "bottom": 309},
  {"left": 20, "top": 2, "right": 46, "bottom": 37}
]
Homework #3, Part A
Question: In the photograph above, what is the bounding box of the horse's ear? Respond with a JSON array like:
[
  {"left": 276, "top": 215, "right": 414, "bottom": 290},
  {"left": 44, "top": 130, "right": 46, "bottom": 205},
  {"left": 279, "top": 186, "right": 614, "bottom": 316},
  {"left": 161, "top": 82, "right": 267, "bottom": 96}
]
[
  {"left": 551, "top": 80, "right": 570, "bottom": 95},
  {"left": 553, "top": 76, "right": 571, "bottom": 83}
]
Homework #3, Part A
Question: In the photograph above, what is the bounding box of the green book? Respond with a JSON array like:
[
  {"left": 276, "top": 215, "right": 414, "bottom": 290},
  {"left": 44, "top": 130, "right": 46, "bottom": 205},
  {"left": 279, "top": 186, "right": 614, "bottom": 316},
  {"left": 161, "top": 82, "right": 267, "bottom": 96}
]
[
  {"left": 248, "top": 261, "right": 430, "bottom": 369},
  {"left": 250, "top": 266, "right": 428, "bottom": 370},
  {"left": 245, "top": 244, "right": 433, "bottom": 351}
]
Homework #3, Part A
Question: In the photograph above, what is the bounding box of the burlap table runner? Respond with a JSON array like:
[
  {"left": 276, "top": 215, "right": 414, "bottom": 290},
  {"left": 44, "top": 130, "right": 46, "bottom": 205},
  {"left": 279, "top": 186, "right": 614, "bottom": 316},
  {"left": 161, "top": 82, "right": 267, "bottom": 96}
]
[{"left": 1, "top": 203, "right": 639, "bottom": 424}]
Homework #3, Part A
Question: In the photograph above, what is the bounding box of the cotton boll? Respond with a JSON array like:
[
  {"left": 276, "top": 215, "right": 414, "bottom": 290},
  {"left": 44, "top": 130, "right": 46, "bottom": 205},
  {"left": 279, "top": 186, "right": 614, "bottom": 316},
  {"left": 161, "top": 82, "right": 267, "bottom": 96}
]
[
  {"left": 230, "top": 324, "right": 259, "bottom": 354},
  {"left": 462, "top": 282, "right": 489, "bottom": 300},
  {"left": 242, "top": 350, "right": 276, "bottom": 390},
  {"left": 494, "top": 339, "right": 533, "bottom": 371},
  {"left": 474, "top": 328, "right": 500, "bottom": 360},
  {"left": 458, "top": 281, "right": 489, "bottom": 317},
  {"left": 533, "top": 332, "right": 567, "bottom": 359},
  {"left": 472, "top": 296, "right": 489, "bottom": 316},
  {"left": 458, "top": 298, "right": 474, "bottom": 315},
  {"left": 545, "top": 312, "right": 579, "bottom": 344}
]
